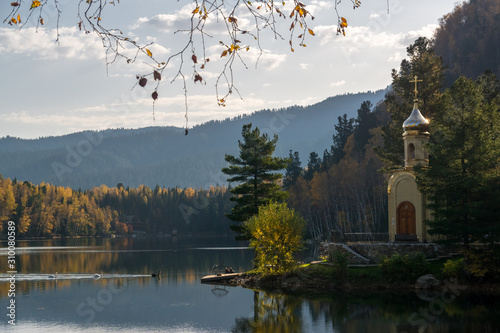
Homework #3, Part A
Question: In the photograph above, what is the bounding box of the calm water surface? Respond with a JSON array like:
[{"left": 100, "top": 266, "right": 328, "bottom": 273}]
[{"left": 0, "top": 237, "right": 498, "bottom": 332}]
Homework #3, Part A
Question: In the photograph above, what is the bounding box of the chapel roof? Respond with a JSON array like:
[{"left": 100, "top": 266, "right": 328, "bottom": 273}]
[{"left": 403, "top": 101, "right": 430, "bottom": 133}]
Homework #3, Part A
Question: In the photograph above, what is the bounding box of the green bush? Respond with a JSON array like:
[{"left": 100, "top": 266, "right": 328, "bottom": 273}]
[
  {"left": 380, "top": 252, "right": 430, "bottom": 281},
  {"left": 442, "top": 257, "right": 464, "bottom": 279},
  {"left": 328, "top": 249, "right": 348, "bottom": 283}
]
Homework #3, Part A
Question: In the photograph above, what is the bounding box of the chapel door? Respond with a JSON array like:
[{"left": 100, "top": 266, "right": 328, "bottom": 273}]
[{"left": 397, "top": 201, "right": 416, "bottom": 235}]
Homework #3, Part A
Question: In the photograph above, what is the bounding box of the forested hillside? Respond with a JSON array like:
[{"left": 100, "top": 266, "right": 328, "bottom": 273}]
[
  {"left": 0, "top": 176, "right": 234, "bottom": 237},
  {"left": 0, "top": 90, "right": 384, "bottom": 190},
  {"left": 433, "top": 0, "right": 500, "bottom": 86}
]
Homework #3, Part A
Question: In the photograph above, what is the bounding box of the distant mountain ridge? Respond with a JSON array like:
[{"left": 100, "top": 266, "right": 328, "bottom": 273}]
[{"left": 0, "top": 90, "right": 385, "bottom": 189}]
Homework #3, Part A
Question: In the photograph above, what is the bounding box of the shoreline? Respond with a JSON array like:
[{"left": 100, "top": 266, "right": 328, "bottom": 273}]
[{"left": 223, "top": 263, "right": 500, "bottom": 296}]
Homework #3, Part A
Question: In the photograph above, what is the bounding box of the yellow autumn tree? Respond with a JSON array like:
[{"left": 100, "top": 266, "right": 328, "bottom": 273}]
[
  {"left": 246, "top": 201, "right": 305, "bottom": 275},
  {"left": 0, "top": 178, "right": 16, "bottom": 226}
]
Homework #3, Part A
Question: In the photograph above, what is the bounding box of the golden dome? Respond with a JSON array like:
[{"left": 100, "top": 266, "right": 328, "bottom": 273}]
[{"left": 403, "top": 102, "right": 429, "bottom": 133}]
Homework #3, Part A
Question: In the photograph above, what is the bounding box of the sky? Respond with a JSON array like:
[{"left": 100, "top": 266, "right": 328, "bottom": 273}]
[{"left": 0, "top": 0, "right": 459, "bottom": 139}]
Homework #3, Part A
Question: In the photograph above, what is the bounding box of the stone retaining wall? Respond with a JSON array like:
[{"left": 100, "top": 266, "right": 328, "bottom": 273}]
[{"left": 321, "top": 242, "right": 445, "bottom": 264}]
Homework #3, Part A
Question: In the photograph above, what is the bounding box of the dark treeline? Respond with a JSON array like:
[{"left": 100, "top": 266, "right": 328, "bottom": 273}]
[
  {"left": 286, "top": 101, "right": 390, "bottom": 239},
  {"left": 0, "top": 176, "right": 234, "bottom": 237}
]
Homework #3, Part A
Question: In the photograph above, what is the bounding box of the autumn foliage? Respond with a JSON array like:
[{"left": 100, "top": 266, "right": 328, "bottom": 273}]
[
  {"left": 0, "top": 177, "right": 234, "bottom": 237},
  {"left": 246, "top": 201, "right": 305, "bottom": 275}
]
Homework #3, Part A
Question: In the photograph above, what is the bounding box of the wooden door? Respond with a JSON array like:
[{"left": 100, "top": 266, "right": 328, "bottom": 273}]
[{"left": 397, "top": 201, "right": 416, "bottom": 235}]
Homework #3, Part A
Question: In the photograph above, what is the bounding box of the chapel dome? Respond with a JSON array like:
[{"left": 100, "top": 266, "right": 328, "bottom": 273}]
[{"left": 403, "top": 102, "right": 430, "bottom": 133}]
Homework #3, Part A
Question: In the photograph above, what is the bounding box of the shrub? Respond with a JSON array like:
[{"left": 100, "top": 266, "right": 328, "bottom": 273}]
[
  {"left": 246, "top": 202, "right": 305, "bottom": 275},
  {"left": 442, "top": 257, "right": 464, "bottom": 279},
  {"left": 380, "top": 252, "right": 430, "bottom": 281},
  {"left": 463, "top": 248, "right": 500, "bottom": 282},
  {"left": 329, "top": 249, "right": 348, "bottom": 283}
]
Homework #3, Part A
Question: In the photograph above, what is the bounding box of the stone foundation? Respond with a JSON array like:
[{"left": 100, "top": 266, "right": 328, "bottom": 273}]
[{"left": 321, "top": 242, "right": 445, "bottom": 264}]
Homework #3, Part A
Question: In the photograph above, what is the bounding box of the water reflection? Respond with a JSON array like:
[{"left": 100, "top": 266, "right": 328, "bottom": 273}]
[
  {"left": 233, "top": 291, "right": 303, "bottom": 333},
  {"left": 0, "top": 238, "right": 498, "bottom": 332},
  {"left": 232, "top": 290, "right": 500, "bottom": 333},
  {"left": 0, "top": 236, "right": 252, "bottom": 297}
]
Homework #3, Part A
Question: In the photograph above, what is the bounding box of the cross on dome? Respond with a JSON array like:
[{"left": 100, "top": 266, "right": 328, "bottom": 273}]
[{"left": 409, "top": 75, "right": 423, "bottom": 101}]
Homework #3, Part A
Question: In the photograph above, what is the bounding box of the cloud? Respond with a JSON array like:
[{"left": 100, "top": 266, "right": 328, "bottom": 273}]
[
  {"left": 401, "top": 23, "right": 439, "bottom": 45},
  {"left": 330, "top": 80, "right": 346, "bottom": 87},
  {"left": 131, "top": 14, "right": 180, "bottom": 32},
  {"left": 0, "top": 27, "right": 104, "bottom": 60},
  {"left": 307, "top": 1, "right": 335, "bottom": 15},
  {"left": 387, "top": 51, "right": 402, "bottom": 62}
]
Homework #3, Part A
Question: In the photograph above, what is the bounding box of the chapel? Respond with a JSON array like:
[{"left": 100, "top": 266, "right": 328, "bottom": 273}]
[{"left": 387, "top": 76, "right": 433, "bottom": 242}]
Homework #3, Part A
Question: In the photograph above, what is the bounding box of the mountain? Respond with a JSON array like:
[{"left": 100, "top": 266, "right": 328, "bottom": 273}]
[
  {"left": 0, "top": 90, "right": 385, "bottom": 189},
  {"left": 433, "top": 0, "right": 500, "bottom": 86}
]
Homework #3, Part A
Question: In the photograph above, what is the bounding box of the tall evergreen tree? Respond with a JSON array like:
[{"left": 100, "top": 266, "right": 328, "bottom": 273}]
[
  {"left": 304, "top": 152, "right": 321, "bottom": 181},
  {"left": 353, "top": 100, "right": 375, "bottom": 153},
  {"left": 222, "top": 123, "right": 289, "bottom": 240},
  {"left": 376, "top": 37, "right": 445, "bottom": 169},
  {"left": 283, "top": 150, "right": 302, "bottom": 190},
  {"left": 415, "top": 75, "right": 500, "bottom": 247},
  {"left": 331, "top": 113, "right": 355, "bottom": 164}
]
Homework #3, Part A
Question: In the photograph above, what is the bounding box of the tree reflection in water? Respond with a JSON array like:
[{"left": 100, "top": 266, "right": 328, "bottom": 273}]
[
  {"left": 232, "top": 290, "right": 500, "bottom": 333},
  {"left": 233, "top": 291, "right": 303, "bottom": 333}
]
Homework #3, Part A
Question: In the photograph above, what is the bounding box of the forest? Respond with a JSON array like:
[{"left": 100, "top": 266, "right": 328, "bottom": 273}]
[{"left": 0, "top": 177, "right": 234, "bottom": 237}]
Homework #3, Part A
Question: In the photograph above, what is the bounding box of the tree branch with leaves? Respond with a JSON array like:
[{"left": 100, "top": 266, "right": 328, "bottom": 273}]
[{"left": 4, "top": 0, "right": 360, "bottom": 132}]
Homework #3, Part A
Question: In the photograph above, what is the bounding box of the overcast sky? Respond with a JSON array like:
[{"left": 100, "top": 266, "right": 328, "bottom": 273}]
[{"left": 0, "top": 0, "right": 458, "bottom": 139}]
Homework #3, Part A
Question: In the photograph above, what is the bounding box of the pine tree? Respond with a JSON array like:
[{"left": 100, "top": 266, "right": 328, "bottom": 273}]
[
  {"left": 331, "top": 113, "right": 355, "bottom": 164},
  {"left": 283, "top": 150, "right": 302, "bottom": 190},
  {"left": 222, "top": 123, "right": 289, "bottom": 240},
  {"left": 377, "top": 37, "right": 445, "bottom": 169},
  {"left": 415, "top": 75, "right": 500, "bottom": 247},
  {"left": 304, "top": 152, "right": 321, "bottom": 181},
  {"left": 353, "top": 100, "right": 375, "bottom": 153}
]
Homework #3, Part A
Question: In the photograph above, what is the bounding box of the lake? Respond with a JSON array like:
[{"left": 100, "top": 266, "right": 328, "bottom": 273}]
[{"left": 0, "top": 237, "right": 498, "bottom": 332}]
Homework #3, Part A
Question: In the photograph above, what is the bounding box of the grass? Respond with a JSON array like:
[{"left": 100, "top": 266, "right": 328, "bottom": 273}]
[
  {"left": 241, "top": 256, "right": 467, "bottom": 294},
  {"left": 294, "top": 257, "right": 451, "bottom": 286}
]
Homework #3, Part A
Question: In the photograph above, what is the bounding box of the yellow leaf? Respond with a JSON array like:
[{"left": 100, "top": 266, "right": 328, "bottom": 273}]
[
  {"left": 146, "top": 49, "right": 152, "bottom": 57},
  {"left": 221, "top": 50, "right": 228, "bottom": 57},
  {"left": 11, "top": 17, "right": 17, "bottom": 24},
  {"left": 192, "top": 6, "right": 199, "bottom": 14},
  {"left": 17, "top": 14, "right": 21, "bottom": 23},
  {"left": 308, "top": 29, "right": 315, "bottom": 36},
  {"left": 31, "top": 0, "right": 41, "bottom": 9},
  {"left": 341, "top": 17, "right": 347, "bottom": 23}
]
